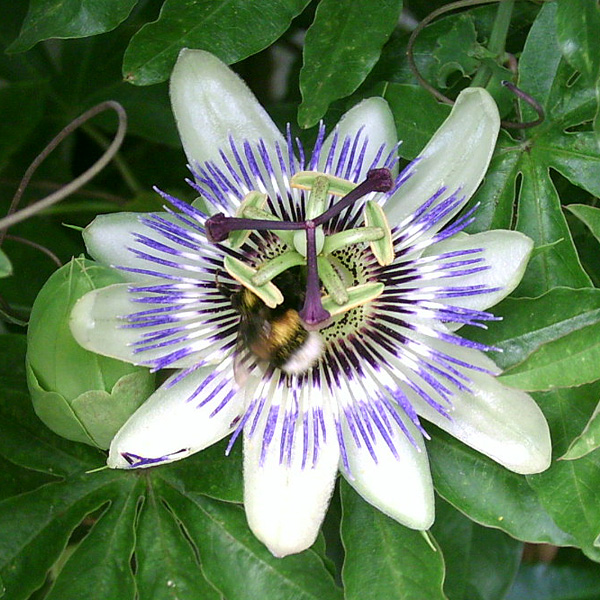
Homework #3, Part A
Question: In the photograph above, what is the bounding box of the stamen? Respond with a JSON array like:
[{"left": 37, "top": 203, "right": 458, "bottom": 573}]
[
  {"left": 206, "top": 168, "right": 393, "bottom": 326},
  {"left": 313, "top": 168, "right": 393, "bottom": 226},
  {"left": 317, "top": 256, "right": 349, "bottom": 305},
  {"left": 322, "top": 226, "right": 384, "bottom": 255},
  {"left": 321, "top": 282, "right": 384, "bottom": 316},
  {"left": 363, "top": 200, "right": 394, "bottom": 266},
  {"left": 228, "top": 191, "right": 267, "bottom": 248},
  {"left": 251, "top": 250, "right": 305, "bottom": 286},
  {"left": 224, "top": 256, "right": 283, "bottom": 308}
]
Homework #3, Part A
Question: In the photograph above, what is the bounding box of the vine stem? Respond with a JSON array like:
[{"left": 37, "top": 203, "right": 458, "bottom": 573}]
[
  {"left": 0, "top": 101, "right": 127, "bottom": 241},
  {"left": 471, "top": 0, "right": 514, "bottom": 87}
]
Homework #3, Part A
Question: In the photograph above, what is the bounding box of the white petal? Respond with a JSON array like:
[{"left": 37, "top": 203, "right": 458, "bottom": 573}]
[
  {"left": 339, "top": 410, "right": 434, "bottom": 530},
  {"left": 423, "top": 230, "right": 533, "bottom": 314},
  {"left": 410, "top": 361, "right": 551, "bottom": 474},
  {"left": 243, "top": 387, "right": 340, "bottom": 557},
  {"left": 385, "top": 87, "right": 500, "bottom": 225},
  {"left": 108, "top": 363, "right": 241, "bottom": 468},
  {"left": 170, "top": 49, "right": 287, "bottom": 184},
  {"left": 70, "top": 284, "right": 230, "bottom": 369},
  {"left": 319, "top": 97, "right": 398, "bottom": 179}
]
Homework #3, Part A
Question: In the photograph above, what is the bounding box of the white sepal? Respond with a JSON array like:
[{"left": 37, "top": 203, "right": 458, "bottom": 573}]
[
  {"left": 423, "top": 230, "right": 533, "bottom": 316},
  {"left": 108, "top": 362, "right": 241, "bottom": 469},
  {"left": 411, "top": 361, "right": 551, "bottom": 474},
  {"left": 385, "top": 87, "right": 500, "bottom": 225},
  {"left": 83, "top": 212, "right": 201, "bottom": 282},
  {"left": 70, "top": 284, "right": 225, "bottom": 369}
]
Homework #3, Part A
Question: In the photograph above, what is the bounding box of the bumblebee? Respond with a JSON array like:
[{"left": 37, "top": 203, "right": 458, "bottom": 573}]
[{"left": 224, "top": 268, "right": 324, "bottom": 376}]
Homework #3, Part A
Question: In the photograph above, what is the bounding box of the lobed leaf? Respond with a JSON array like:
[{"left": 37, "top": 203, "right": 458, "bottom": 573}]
[
  {"left": 45, "top": 481, "right": 140, "bottom": 600},
  {"left": 163, "top": 486, "right": 343, "bottom": 600},
  {"left": 135, "top": 489, "right": 221, "bottom": 600}
]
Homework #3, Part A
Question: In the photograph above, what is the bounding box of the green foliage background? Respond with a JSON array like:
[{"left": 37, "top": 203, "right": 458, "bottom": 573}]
[{"left": 2, "top": 0, "right": 600, "bottom": 598}]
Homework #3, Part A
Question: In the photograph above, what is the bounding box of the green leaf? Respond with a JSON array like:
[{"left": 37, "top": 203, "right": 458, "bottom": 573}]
[
  {"left": 0, "top": 472, "right": 125, "bottom": 600},
  {"left": 123, "top": 0, "right": 311, "bottom": 86},
  {"left": 562, "top": 400, "right": 600, "bottom": 460},
  {"left": 0, "top": 454, "right": 55, "bottom": 502},
  {"left": 430, "top": 12, "right": 481, "bottom": 88},
  {"left": 567, "top": 204, "right": 600, "bottom": 244},
  {"left": 466, "top": 131, "right": 520, "bottom": 232},
  {"left": 0, "top": 249, "right": 12, "bottom": 279},
  {"left": 135, "top": 489, "right": 220, "bottom": 600},
  {"left": 527, "top": 383, "right": 600, "bottom": 562},
  {"left": 432, "top": 498, "right": 522, "bottom": 600},
  {"left": 467, "top": 287, "right": 600, "bottom": 371},
  {"left": 159, "top": 438, "right": 243, "bottom": 503},
  {"left": 428, "top": 426, "right": 573, "bottom": 547},
  {"left": 558, "top": 0, "right": 600, "bottom": 145},
  {"left": 298, "top": 0, "right": 403, "bottom": 127},
  {"left": 499, "top": 320, "right": 600, "bottom": 391},
  {"left": 340, "top": 481, "right": 446, "bottom": 600},
  {"left": 7, "top": 0, "right": 138, "bottom": 53},
  {"left": 0, "top": 81, "right": 47, "bottom": 172},
  {"left": 469, "top": 3, "right": 595, "bottom": 295},
  {"left": 164, "top": 487, "right": 343, "bottom": 600},
  {"left": 383, "top": 83, "right": 450, "bottom": 159},
  {"left": 516, "top": 153, "right": 591, "bottom": 294},
  {"left": 45, "top": 481, "right": 140, "bottom": 600},
  {"left": 556, "top": 0, "right": 600, "bottom": 81}
]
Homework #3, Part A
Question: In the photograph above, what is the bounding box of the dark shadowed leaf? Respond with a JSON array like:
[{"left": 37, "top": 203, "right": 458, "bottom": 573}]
[
  {"left": 163, "top": 486, "right": 342, "bottom": 600},
  {"left": 0, "top": 81, "right": 47, "bottom": 172},
  {"left": 7, "top": 0, "right": 139, "bottom": 53},
  {"left": 123, "top": 0, "right": 311, "bottom": 85},
  {"left": 506, "top": 549, "right": 600, "bottom": 600}
]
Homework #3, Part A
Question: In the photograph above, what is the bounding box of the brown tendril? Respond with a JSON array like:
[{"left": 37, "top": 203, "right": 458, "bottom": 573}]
[
  {"left": 4, "top": 234, "right": 62, "bottom": 268},
  {"left": 0, "top": 101, "right": 127, "bottom": 243}
]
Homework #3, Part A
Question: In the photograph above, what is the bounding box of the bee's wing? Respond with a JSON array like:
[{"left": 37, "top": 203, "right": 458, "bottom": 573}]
[{"left": 233, "top": 341, "right": 253, "bottom": 387}]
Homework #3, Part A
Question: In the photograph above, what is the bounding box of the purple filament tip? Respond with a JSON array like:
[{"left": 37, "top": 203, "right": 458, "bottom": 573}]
[
  {"left": 368, "top": 168, "right": 394, "bottom": 192},
  {"left": 205, "top": 213, "right": 230, "bottom": 242}
]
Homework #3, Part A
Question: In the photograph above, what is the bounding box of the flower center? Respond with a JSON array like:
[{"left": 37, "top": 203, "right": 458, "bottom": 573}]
[{"left": 206, "top": 168, "right": 394, "bottom": 330}]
